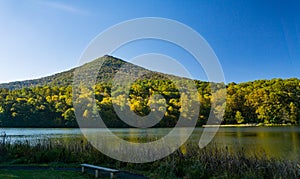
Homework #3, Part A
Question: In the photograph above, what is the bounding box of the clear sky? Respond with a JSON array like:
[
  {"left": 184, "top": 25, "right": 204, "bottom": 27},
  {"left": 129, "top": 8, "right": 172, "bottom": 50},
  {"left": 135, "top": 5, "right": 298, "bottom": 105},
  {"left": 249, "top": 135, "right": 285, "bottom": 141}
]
[{"left": 0, "top": 0, "right": 299, "bottom": 83}]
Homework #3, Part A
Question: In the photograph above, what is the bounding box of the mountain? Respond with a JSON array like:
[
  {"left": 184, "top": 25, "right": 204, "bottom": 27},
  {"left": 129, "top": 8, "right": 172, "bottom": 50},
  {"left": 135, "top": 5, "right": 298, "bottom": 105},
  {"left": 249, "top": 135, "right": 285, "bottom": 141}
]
[
  {"left": 1, "top": 55, "right": 300, "bottom": 128},
  {"left": 0, "top": 55, "right": 195, "bottom": 128},
  {"left": 0, "top": 55, "right": 167, "bottom": 90}
]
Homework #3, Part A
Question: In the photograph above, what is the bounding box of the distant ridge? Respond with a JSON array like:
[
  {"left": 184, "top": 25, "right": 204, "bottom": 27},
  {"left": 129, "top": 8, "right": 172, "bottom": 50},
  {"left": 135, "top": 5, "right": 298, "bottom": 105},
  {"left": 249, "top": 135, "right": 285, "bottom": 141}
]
[{"left": 1, "top": 55, "right": 297, "bottom": 90}]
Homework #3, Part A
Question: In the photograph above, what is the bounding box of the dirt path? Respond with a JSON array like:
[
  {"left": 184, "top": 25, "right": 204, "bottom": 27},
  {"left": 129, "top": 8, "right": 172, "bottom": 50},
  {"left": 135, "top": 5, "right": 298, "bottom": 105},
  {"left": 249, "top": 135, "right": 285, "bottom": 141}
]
[{"left": 0, "top": 166, "right": 148, "bottom": 179}]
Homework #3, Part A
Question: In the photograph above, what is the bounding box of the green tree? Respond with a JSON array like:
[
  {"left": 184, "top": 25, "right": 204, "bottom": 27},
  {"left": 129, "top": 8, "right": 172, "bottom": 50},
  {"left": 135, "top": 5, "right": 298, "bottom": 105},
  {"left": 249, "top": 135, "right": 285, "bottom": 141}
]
[
  {"left": 235, "top": 111, "right": 245, "bottom": 124},
  {"left": 289, "top": 102, "right": 298, "bottom": 124}
]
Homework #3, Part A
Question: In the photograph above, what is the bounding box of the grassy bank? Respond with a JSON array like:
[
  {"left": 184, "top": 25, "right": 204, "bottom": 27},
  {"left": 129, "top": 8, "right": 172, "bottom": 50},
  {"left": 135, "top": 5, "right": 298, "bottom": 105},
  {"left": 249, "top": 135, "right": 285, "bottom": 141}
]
[{"left": 0, "top": 136, "right": 298, "bottom": 178}]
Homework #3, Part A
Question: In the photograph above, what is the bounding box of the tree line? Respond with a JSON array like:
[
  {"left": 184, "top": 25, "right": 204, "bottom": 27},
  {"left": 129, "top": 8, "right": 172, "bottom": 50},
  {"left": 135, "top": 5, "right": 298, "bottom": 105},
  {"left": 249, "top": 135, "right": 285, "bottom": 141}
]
[{"left": 0, "top": 78, "right": 299, "bottom": 127}]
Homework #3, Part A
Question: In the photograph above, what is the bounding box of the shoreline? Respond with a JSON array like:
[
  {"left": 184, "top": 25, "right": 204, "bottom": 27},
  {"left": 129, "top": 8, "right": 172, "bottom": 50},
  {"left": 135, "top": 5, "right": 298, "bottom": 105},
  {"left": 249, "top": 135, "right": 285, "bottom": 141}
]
[
  {"left": 0, "top": 124, "right": 298, "bottom": 129},
  {"left": 203, "top": 123, "right": 297, "bottom": 127}
]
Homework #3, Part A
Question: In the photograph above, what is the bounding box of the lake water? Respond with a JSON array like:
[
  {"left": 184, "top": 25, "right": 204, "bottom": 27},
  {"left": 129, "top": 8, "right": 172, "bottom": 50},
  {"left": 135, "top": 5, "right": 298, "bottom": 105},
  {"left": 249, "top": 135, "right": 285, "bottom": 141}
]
[{"left": 1, "top": 126, "right": 299, "bottom": 161}]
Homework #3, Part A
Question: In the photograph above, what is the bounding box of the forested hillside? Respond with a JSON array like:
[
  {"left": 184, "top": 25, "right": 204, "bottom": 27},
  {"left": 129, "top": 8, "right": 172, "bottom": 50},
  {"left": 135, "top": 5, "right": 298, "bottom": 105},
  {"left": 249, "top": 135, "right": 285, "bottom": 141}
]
[{"left": 0, "top": 56, "right": 299, "bottom": 127}]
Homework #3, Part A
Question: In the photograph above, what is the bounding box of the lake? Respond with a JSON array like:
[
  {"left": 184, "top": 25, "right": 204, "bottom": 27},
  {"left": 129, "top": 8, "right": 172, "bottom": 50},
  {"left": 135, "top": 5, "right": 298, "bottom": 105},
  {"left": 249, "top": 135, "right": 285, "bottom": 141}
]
[{"left": 1, "top": 126, "right": 299, "bottom": 161}]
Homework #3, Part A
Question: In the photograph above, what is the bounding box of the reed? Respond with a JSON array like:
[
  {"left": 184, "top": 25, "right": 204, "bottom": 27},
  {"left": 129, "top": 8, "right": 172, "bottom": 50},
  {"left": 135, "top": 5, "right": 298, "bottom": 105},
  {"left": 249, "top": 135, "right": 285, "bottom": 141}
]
[{"left": 0, "top": 136, "right": 298, "bottom": 178}]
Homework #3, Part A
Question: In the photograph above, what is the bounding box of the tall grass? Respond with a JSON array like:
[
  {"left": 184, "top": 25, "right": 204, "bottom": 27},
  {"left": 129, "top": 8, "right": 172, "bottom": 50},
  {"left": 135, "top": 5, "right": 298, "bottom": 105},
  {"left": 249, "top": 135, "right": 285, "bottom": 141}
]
[
  {"left": 154, "top": 144, "right": 299, "bottom": 178},
  {"left": 0, "top": 134, "right": 298, "bottom": 178}
]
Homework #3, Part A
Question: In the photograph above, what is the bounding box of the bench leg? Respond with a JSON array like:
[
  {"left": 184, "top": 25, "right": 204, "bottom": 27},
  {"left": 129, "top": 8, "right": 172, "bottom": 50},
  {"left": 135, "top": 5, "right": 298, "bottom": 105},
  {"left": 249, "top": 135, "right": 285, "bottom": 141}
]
[
  {"left": 95, "top": 169, "right": 99, "bottom": 178},
  {"left": 110, "top": 172, "right": 114, "bottom": 179},
  {"left": 82, "top": 166, "right": 85, "bottom": 173}
]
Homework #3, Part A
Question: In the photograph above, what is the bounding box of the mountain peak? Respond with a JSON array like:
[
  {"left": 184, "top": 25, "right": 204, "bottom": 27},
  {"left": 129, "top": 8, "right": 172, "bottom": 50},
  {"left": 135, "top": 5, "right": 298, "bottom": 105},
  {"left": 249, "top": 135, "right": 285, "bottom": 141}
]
[{"left": 0, "top": 55, "right": 152, "bottom": 90}]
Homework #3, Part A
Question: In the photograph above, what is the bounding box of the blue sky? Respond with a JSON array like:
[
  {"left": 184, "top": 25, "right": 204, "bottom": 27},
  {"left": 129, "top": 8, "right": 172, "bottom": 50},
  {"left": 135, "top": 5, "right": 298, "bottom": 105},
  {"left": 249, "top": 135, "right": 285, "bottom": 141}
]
[{"left": 0, "top": 0, "right": 299, "bottom": 83}]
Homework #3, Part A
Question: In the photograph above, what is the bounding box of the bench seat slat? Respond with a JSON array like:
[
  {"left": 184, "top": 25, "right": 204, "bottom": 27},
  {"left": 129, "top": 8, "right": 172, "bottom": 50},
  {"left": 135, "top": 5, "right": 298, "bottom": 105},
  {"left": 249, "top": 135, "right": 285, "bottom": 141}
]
[{"left": 81, "top": 164, "right": 119, "bottom": 173}]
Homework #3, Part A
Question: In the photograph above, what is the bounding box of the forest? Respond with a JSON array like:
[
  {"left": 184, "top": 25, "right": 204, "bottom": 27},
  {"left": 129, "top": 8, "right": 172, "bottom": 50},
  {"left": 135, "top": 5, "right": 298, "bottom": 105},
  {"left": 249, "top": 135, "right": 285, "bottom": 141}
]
[{"left": 0, "top": 77, "right": 299, "bottom": 127}]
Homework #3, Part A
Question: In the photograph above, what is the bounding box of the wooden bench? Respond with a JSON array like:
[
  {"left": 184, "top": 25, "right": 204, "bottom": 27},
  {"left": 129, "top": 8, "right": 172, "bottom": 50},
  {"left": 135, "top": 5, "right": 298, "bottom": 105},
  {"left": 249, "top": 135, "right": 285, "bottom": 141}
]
[{"left": 80, "top": 163, "right": 119, "bottom": 178}]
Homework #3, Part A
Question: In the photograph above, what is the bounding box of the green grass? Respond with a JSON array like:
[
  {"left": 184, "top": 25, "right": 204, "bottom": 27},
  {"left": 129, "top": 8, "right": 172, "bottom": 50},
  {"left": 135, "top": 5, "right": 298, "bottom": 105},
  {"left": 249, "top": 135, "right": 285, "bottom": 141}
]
[{"left": 0, "top": 169, "right": 93, "bottom": 179}]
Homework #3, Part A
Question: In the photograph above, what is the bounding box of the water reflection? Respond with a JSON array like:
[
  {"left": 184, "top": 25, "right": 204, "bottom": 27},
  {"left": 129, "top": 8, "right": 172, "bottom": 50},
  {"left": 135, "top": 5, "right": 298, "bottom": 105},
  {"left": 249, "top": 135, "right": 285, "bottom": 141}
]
[
  {"left": 1, "top": 126, "right": 299, "bottom": 161},
  {"left": 207, "top": 126, "right": 300, "bottom": 161}
]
